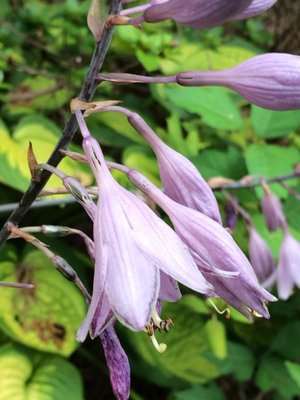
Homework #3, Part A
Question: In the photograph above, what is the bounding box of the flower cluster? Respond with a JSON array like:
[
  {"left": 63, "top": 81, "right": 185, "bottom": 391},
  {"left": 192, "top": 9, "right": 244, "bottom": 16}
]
[{"left": 25, "top": 1, "right": 300, "bottom": 399}]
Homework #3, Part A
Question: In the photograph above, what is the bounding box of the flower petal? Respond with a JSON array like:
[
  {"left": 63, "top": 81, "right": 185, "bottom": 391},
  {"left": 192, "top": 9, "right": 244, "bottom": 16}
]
[
  {"left": 100, "top": 325, "right": 130, "bottom": 400},
  {"left": 159, "top": 271, "right": 182, "bottom": 302}
]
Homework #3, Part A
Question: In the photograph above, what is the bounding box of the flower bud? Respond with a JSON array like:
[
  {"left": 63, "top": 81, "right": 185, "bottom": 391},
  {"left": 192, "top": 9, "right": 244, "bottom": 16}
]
[
  {"left": 177, "top": 53, "right": 300, "bottom": 110},
  {"left": 143, "top": 0, "right": 252, "bottom": 29},
  {"left": 261, "top": 192, "right": 286, "bottom": 232}
]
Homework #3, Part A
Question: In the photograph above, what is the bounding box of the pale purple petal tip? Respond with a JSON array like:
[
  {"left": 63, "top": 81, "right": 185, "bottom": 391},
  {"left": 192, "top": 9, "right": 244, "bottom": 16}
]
[
  {"left": 100, "top": 325, "right": 130, "bottom": 400},
  {"left": 233, "top": 0, "right": 278, "bottom": 20}
]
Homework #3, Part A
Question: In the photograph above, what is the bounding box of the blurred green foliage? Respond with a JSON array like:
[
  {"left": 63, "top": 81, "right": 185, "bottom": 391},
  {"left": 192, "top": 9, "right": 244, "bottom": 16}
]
[{"left": 0, "top": 1, "right": 300, "bottom": 399}]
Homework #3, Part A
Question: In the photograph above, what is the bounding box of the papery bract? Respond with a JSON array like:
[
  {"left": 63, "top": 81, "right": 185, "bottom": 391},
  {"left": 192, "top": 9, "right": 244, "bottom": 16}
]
[
  {"left": 127, "top": 169, "right": 276, "bottom": 319},
  {"left": 177, "top": 53, "right": 300, "bottom": 110}
]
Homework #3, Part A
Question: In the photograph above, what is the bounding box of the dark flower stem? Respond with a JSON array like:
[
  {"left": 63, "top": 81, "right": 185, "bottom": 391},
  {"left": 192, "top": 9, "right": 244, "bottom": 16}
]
[{"left": 0, "top": 0, "right": 122, "bottom": 247}]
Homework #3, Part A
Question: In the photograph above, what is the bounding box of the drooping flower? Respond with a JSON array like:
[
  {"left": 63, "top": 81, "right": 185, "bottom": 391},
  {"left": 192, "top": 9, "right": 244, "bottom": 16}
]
[
  {"left": 232, "top": 0, "right": 278, "bottom": 20},
  {"left": 125, "top": 168, "right": 276, "bottom": 319},
  {"left": 276, "top": 230, "right": 300, "bottom": 300},
  {"left": 99, "top": 106, "right": 222, "bottom": 223},
  {"left": 176, "top": 53, "right": 300, "bottom": 110},
  {"left": 74, "top": 110, "right": 212, "bottom": 341},
  {"left": 247, "top": 225, "right": 276, "bottom": 283},
  {"left": 119, "top": 0, "right": 252, "bottom": 29},
  {"left": 261, "top": 190, "right": 286, "bottom": 232}
]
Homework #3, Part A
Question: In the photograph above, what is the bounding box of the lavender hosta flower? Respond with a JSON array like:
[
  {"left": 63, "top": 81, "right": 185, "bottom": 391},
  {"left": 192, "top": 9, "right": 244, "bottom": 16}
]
[
  {"left": 100, "top": 325, "right": 130, "bottom": 400},
  {"left": 101, "top": 106, "right": 221, "bottom": 223},
  {"left": 126, "top": 168, "right": 276, "bottom": 319},
  {"left": 121, "top": 0, "right": 252, "bottom": 29},
  {"left": 248, "top": 226, "right": 276, "bottom": 283},
  {"left": 74, "top": 110, "right": 212, "bottom": 341},
  {"left": 276, "top": 230, "right": 300, "bottom": 300},
  {"left": 177, "top": 53, "right": 300, "bottom": 111},
  {"left": 232, "top": 0, "right": 278, "bottom": 20},
  {"left": 261, "top": 191, "right": 286, "bottom": 232}
]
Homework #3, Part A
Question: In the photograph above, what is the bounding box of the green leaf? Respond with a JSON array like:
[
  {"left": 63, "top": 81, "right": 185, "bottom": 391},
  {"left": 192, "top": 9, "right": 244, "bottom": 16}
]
[
  {"left": 192, "top": 146, "right": 247, "bottom": 180},
  {"left": 284, "top": 187, "right": 300, "bottom": 232},
  {"left": 0, "top": 116, "right": 92, "bottom": 192},
  {"left": 285, "top": 362, "right": 300, "bottom": 388},
  {"left": 271, "top": 322, "right": 300, "bottom": 360},
  {"left": 216, "top": 342, "right": 254, "bottom": 381},
  {"left": 245, "top": 144, "right": 300, "bottom": 198},
  {"left": 251, "top": 106, "right": 300, "bottom": 139},
  {"left": 7, "top": 76, "right": 72, "bottom": 114},
  {"left": 90, "top": 111, "right": 144, "bottom": 144},
  {"left": 0, "top": 249, "right": 86, "bottom": 356},
  {"left": 256, "top": 356, "right": 300, "bottom": 399},
  {"left": 124, "top": 300, "right": 220, "bottom": 385},
  {"left": 173, "top": 383, "right": 226, "bottom": 400},
  {"left": 136, "top": 49, "right": 161, "bottom": 72},
  {"left": 204, "top": 319, "right": 227, "bottom": 360},
  {"left": 0, "top": 343, "right": 83, "bottom": 400},
  {"left": 159, "top": 44, "right": 258, "bottom": 75},
  {"left": 123, "top": 146, "right": 161, "bottom": 187},
  {"left": 162, "top": 86, "right": 243, "bottom": 131},
  {"left": 180, "top": 295, "right": 210, "bottom": 315}
]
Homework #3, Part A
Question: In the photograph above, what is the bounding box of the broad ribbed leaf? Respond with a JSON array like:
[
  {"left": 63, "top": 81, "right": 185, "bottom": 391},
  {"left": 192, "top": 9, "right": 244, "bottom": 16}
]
[
  {"left": 124, "top": 300, "right": 219, "bottom": 385},
  {"left": 0, "top": 343, "right": 83, "bottom": 400},
  {"left": 0, "top": 249, "right": 86, "bottom": 356},
  {"left": 0, "top": 116, "right": 91, "bottom": 192},
  {"left": 245, "top": 144, "right": 300, "bottom": 198}
]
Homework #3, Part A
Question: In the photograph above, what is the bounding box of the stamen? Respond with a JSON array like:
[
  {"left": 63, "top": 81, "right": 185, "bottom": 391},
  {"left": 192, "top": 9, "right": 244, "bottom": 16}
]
[
  {"left": 245, "top": 307, "right": 263, "bottom": 318},
  {"left": 149, "top": 334, "right": 167, "bottom": 353},
  {"left": 208, "top": 299, "right": 231, "bottom": 319},
  {"left": 160, "top": 317, "right": 174, "bottom": 332},
  {"left": 151, "top": 309, "right": 174, "bottom": 332},
  {"left": 144, "top": 323, "right": 167, "bottom": 353}
]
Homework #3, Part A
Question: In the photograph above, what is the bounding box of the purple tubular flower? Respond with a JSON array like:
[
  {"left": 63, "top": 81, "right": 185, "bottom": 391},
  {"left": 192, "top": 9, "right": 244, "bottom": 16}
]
[
  {"left": 126, "top": 168, "right": 276, "bottom": 319},
  {"left": 102, "top": 106, "right": 221, "bottom": 223},
  {"left": 177, "top": 53, "right": 300, "bottom": 111},
  {"left": 248, "top": 226, "right": 276, "bottom": 283},
  {"left": 75, "top": 110, "right": 212, "bottom": 339},
  {"left": 142, "top": 0, "right": 252, "bottom": 29},
  {"left": 261, "top": 191, "right": 286, "bottom": 232},
  {"left": 233, "top": 0, "right": 278, "bottom": 20},
  {"left": 100, "top": 325, "right": 130, "bottom": 400},
  {"left": 277, "top": 231, "right": 300, "bottom": 300}
]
